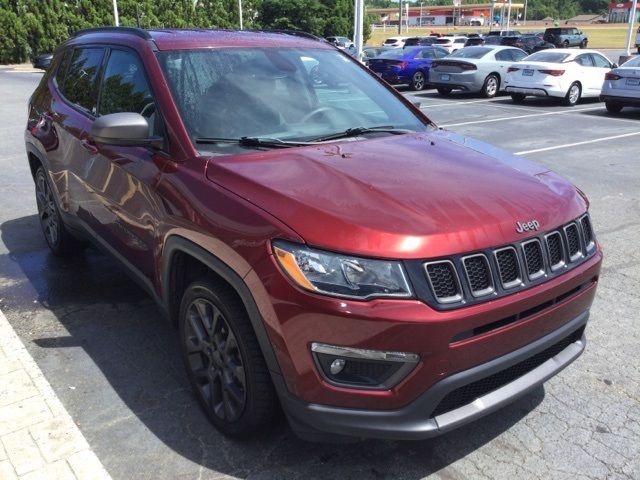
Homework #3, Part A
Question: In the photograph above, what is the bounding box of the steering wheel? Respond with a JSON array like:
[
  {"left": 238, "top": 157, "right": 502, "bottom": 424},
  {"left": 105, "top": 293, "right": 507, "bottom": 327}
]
[{"left": 300, "top": 106, "right": 342, "bottom": 124}]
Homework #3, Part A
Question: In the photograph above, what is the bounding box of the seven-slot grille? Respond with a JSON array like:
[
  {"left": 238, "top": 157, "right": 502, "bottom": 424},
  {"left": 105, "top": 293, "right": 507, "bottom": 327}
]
[{"left": 423, "top": 214, "right": 596, "bottom": 305}]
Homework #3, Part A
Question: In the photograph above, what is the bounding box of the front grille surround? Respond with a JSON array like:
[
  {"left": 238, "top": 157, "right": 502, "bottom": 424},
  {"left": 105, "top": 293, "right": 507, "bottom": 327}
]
[
  {"left": 494, "top": 246, "right": 523, "bottom": 289},
  {"left": 564, "top": 223, "right": 583, "bottom": 262},
  {"left": 544, "top": 231, "right": 566, "bottom": 271},
  {"left": 424, "top": 260, "right": 463, "bottom": 304},
  {"left": 521, "top": 238, "right": 545, "bottom": 280},
  {"left": 412, "top": 213, "right": 597, "bottom": 310},
  {"left": 461, "top": 254, "right": 494, "bottom": 297},
  {"left": 579, "top": 213, "right": 595, "bottom": 252}
]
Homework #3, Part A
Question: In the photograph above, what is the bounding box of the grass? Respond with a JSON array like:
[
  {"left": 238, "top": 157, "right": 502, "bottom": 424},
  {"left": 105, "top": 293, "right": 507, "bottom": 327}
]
[{"left": 367, "top": 23, "right": 639, "bottom": 49}]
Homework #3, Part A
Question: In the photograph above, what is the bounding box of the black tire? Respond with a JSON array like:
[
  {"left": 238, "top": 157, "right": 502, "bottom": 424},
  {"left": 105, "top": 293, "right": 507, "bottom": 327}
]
[
  {"left": 580, "top": 39, "right": 588, "bottom": 49},
  {"left": 605, "top": 102, "right": 623, "bottom": 114},
  {"left": 564, "top": 82, "right": 581, "bottom": 106},
  {"left": 178, "top": 279, "right": 278, "bottom": 438},
  {"left": 637, "top": 47, "right": 640, "bottom": 54},
  {"left": 437, "top": 87, "right": 452, "bottom": 96},
  {"left": 410, "top": 70, "right": 426, "bottom": 91},
  {"left": 563, "top": 40, "right": 569, "bottom": 48},
  {"left": 510, "top": 93, "right": 526, "bottom": 103},
  {"left": 481, "top": 74, "right": 499, "bottom": 98},
  {"left": 34, "top": 167, "right": 83, "bottom": 256}
]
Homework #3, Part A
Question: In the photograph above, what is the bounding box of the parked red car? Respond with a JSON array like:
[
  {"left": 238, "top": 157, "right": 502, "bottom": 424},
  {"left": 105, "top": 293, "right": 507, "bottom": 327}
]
[{"left": 25, "top": 27, "right": 602, "bottom": 441}]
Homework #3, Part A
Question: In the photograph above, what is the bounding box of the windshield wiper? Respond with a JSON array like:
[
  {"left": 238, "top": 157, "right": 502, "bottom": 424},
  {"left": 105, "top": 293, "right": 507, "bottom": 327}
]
[
  {"left": 308, "top": 126, "right": 414, "bottom": 142},
  {"left": 194, "top": 136, "right": 311, "bottom": 148}
]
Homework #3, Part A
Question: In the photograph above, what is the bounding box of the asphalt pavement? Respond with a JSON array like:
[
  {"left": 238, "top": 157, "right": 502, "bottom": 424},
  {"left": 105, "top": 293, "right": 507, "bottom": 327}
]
[{"left": 0, "top": 59, "right": 639, "bottom": 480}]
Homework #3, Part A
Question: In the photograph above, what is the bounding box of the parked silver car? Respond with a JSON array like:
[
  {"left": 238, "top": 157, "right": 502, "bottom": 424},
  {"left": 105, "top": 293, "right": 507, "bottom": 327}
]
[
  {"left": 600, "top": 55, "right": 640, "bottom": 113},
  {"left": 429, "top": 45, "right": 527, "bottom": 98}
]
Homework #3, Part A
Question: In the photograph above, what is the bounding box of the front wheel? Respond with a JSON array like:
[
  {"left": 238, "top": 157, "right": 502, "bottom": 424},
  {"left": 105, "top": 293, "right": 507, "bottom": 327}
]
[
  {"left": 410, "top": 70, "right": 426, "bottom": 91},
  {"left": 179, "top": 279, "right": 278, "bottom": 438},
  {"left": 481, "top": 74, "right": 499, "bottom": 98},
  {"left": 580, "top": 39, "right": 588, "bottom": 49},
  {"left": 437, "top": 87, "right": 452, "bottom": 96},
  {"left": 605, "top": 101, "right": 623, "bottom": 113},
  {"left": 563, "top": 40, "right": 570, "bottom": 48},
  {"left": 510, "top": 93, "right": 526, "bottom": 103},
  {"left": 564, "top": 82, "right": 581, "bottom": 106}
]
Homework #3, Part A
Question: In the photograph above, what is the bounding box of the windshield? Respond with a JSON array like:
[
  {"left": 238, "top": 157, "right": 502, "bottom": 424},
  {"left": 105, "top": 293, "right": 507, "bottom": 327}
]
[
  {"left": 524, "top": 51, "right": 571, "bottom": 63},
  {"left": 449, "top": 47, "right": 491, "bottom": 59},
  {"left": 158, "top": 48, "right": 429, "bottom": 154},
  {"left": 435, "top": 38, "right": 452, "bottom": 44}
]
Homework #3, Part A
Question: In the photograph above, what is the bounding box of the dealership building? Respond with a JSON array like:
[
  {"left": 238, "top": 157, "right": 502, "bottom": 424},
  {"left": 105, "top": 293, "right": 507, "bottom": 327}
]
[
  {"left": 367, "top": 3, "right": 525, "bottom": 27},
  {"left": 607, "top": 2, "right": 640, "bottom": 23}
]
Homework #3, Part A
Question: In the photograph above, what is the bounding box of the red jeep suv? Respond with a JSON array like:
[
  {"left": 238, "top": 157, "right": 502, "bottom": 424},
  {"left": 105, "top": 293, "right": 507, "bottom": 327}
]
[{"left": 25, "top": 27, "right": 602, "bottom": 441}]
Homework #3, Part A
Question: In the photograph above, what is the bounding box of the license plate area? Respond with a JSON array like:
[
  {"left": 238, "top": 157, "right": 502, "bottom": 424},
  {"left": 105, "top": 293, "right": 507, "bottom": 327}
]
[
  {"left": 523, "top": 69, "right": 534, "bottom": 76},
  {"left": 626, "top": 77, "right": 640, "bottom": 86},
  {"left": 440, "top": 74, "right": 450, "bottom": 81}
]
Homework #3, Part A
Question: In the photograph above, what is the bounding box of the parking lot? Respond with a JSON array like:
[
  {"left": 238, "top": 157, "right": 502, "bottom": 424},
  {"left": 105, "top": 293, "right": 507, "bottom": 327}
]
[{"left": 1, "top": 52, "right": 639, "bottom": 480}]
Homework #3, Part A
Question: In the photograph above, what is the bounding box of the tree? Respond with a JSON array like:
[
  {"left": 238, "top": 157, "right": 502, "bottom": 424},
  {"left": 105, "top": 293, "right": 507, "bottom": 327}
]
[{"left": 0, "top": 7, "right": 30, "bottom": 63}]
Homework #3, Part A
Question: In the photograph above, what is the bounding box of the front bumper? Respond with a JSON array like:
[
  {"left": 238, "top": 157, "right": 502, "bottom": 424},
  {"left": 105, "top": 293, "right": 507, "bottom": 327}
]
[{"left": 282, "top": 309, "right": 588, "bottom": 440}]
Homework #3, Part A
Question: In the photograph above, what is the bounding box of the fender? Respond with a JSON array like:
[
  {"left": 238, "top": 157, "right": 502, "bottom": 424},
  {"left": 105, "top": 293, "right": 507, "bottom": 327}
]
[{"left": 161, "top": 235, "right": 283, "bottom": 376}]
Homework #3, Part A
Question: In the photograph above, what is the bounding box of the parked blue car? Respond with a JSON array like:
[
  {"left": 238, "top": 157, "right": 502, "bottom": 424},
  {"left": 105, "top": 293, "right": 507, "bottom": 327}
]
[{"left": 367, "top": 46, "right": 450, "bottom": 91}]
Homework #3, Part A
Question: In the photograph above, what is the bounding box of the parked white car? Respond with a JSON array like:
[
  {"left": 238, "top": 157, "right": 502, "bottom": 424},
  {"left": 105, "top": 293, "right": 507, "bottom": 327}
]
[
  {"left": 600, "top": 54, "right": 640, "bottom": 113},
  {"left": 504, "top": 49, "right": 615, "bottom": 106},
  {"left": 433, "top": 36, "right": 468, "bottom": 54},
  {"left": 382, "top": 36, "right": 408, "bottom": 48}
]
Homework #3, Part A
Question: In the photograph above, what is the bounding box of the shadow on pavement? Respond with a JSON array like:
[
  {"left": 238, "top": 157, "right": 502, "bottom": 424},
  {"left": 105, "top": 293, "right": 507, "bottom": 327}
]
[{"left": 0, "top": 214, "right": 545, "bottom": 479}]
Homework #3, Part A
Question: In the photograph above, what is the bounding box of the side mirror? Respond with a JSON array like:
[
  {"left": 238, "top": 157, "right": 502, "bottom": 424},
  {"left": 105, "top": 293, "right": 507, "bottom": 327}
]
[
  {"left": 611, "top": 63, "right": 619, "bottom": 68},
  {"left": 91, "top": 113, "right": 162, "bottom": 148}
]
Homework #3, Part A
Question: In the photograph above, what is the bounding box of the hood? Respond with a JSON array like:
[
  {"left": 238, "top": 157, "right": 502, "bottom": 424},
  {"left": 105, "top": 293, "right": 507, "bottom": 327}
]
[{"left": 205, "top": 130, "right": 586, "bottom": 259}]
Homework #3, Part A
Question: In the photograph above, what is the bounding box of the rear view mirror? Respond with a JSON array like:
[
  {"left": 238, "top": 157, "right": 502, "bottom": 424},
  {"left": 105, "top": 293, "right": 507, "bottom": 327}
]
[{"left": 91, "top": 112, "right": 162, "bottom": 148}]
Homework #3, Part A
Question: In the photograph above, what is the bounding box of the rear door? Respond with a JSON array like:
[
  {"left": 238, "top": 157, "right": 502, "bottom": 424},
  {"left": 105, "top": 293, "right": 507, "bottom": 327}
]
[
  {"left": 573, "top": 53, "right": 598, "bottom": 94},
  {"left": 589, "top": 53, "right": 616, "bottom": 95},
  {"left": 49, "top": 46, "right": 106, "bottom": 220}
]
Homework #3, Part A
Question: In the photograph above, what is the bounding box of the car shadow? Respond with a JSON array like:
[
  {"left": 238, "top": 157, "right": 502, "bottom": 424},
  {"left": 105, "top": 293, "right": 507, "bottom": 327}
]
[{"left": 0, "top": 214, "right": 545, "bottom": 479}]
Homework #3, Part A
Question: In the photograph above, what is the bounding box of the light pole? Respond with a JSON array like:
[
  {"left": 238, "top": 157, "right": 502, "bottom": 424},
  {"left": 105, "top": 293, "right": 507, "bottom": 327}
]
[
  {"left": 420, "top": 2, "right": 423, "bottom": 27},
  {"left": 523, "top": 0, "right": 528, "bottom": 25},
  {"left": 398, "top": 0, "right": 402, "bottom": 34},
  {"left": 506, "top": 0, "right": 512, "bottom": 31},
  {"left": 489, "top": 0, "right": 496, "bottom": 32},
  {"left": 112, "top": 0, "right": 119, "bottom": 27},
  {"left": 238, "top": 0, "right": 243, "bottom": 29},
  {"left": 625, "top": 0, "right": 638, "bottom": 55}
]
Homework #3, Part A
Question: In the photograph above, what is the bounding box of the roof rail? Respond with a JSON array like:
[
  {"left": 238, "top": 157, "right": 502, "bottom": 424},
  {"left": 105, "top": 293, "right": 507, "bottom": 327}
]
[
  {"left": 72, "top": 27, "right": 152, "bottom": 40},
  {"left": 266, "top": 30, "right": 324, "bottom": 42}
]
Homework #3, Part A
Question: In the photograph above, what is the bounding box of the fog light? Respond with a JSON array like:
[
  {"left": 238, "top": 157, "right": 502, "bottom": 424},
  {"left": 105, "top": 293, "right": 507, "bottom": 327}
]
[
  {"left": 311, "top": 343, "right": 419, "bottom": 390},
  {"left": 330, "top": 358, "right": 346, "bottom": 375}
]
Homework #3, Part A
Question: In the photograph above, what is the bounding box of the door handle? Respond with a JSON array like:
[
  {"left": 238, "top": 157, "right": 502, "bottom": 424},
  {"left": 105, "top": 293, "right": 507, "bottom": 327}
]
[{"left": 80, "top": 139, "right": 98, "bottom": 155}]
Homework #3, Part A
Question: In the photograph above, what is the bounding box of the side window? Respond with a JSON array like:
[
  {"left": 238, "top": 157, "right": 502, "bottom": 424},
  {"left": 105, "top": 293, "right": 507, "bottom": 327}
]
[
  {"left": 61, "top": 48, "right": 105, "bottom": 114},
  {"left": 511, "top": 49, "right": 527, "bottom": 61},
  {"left": 575, "top": 54, "right": 594, "bottom": 67},
  {"left": 495, "top": 50, "right": 512, "bottom": 61},
  {"left": 591, "top": 54, "right": 611, "bottom": 68},
  {"left": 55, "top": 49, "right": 72, "bottom": 86},
  {"left": 417, "top": 49, "right": 434, "bottom": 59},
  {"left": 99, "top": 49, "right": 161, "bottom": 137}
]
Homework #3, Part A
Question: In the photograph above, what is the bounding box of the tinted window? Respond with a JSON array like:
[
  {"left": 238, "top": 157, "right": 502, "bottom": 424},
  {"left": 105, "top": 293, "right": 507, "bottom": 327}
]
[
  {"left": 623, "top": 55, "right": 640, "bottom": 67},
  {"left": 575, "top": 54, "right": 593, "bottom": 67},
  {"left": 591, "top": 54, "right": 611, "bottom": 68},
  {"left": 511, "top": 49, "right": 527, "bottom": 61},
  {"left": 449, "top": 47, "right": 491, "bottom": 59},
  {"left": 524, "top": 51, "right": 570, "bottom": 63},
  {"left": 495, "top": 49, "right": 515, "bottom": 61},
  {"left": 99, "top": 49, "right": 160, "bottom": 136},
  {"left": 62, "top": 48, "right": 105, "bottom": 114},
  {"left": 416, "top": 49, "right": 436, "bottom": 59},
  {"left": 55, "top": 49, "right": 72, "bottom": 86}
]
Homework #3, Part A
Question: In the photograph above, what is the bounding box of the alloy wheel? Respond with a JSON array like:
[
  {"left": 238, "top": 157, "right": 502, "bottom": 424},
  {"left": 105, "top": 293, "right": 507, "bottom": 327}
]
[
  {"left": 412, "top": 71, "right": 425, "bottom": 91},
  {"left": 35, "top": 172, "right": 59, "bottom": 247},
  {"left": 184, "top": 298, "right": 247, "bottom": 422},
  {"left": 568, "top": 84, "right": 580, "bottom": 105}
]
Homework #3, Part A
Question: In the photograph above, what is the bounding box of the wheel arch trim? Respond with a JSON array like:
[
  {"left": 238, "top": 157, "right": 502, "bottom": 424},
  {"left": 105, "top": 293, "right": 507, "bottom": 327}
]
[{"left": 161, "top": 235, "right": 282, "bottom": 376}]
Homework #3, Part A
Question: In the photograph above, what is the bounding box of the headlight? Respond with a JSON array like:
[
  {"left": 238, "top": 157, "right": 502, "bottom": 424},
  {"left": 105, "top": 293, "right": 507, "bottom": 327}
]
[{"left": 272, "top": 241, "right": 412, "bottom": 300}]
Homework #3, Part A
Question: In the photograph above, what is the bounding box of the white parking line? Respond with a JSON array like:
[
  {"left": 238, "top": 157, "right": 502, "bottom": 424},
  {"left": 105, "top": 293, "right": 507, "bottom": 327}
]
[
  {"left": 440, "top": 106, "right": 603, "bottom": 127},
  {"left": 515, "top": 131, "right": 640, "bottom": 155},
  {"left": 417, "top": 97, "right": 502, "bottom": 108}
]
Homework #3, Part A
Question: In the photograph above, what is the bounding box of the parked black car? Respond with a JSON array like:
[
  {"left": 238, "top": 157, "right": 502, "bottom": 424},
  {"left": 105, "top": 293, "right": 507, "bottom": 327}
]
[
  {"left": 464, "top": 37, "right": 485, "bottom": 47},
  {"left": 31, "top": 53, "right": 53, "bottom": 70},
  {"left": 403, "top": 36, "right": 438, "bottom": 48},
  {"left": 513, "top": 35, "right": 555, "bottom": 54}
]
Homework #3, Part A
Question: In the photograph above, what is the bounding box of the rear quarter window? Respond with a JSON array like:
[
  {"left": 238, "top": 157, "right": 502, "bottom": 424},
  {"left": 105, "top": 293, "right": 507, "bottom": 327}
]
[{"left": 54, "top": 49, "right": 72, "bottom": 86}]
